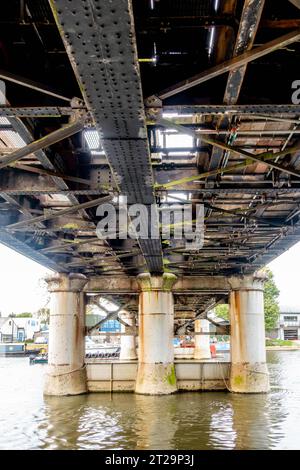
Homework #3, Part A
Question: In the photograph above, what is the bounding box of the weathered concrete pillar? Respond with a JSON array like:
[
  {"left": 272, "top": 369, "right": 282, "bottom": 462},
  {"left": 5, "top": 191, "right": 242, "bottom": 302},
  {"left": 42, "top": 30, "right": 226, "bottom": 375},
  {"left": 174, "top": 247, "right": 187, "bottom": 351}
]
[
  {"left": 229, "top": 272, "right": 270, "bottom": 393},
  {"left": 135, "top": 273, "right": 177, "bottom": 395},
  {"left": 194, "top": 319, "right": 211, "bottom": 359},
  {"left": 44, "top": 273, "right": 88, "bottom": 396},
  {"left": 119, "top": 310, "right": 137, "bottom": 360}
]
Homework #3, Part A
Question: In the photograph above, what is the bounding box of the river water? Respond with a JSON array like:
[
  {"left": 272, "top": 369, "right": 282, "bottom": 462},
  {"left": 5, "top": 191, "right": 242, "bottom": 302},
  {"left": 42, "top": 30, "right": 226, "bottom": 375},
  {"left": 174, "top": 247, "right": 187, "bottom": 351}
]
[{"left": 0, "top": 351, "right": 300, "bottom": 450}]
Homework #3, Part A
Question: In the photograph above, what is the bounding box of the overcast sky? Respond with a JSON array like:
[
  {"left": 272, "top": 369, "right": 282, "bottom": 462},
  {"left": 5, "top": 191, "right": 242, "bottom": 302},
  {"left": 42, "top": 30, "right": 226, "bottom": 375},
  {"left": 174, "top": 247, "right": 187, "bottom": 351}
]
[
  {"left": 0, "top": 244, "right": 50, "bottom": 316},
  {"left": 0, "top": 240, "right": 299, "bottom": 316}
]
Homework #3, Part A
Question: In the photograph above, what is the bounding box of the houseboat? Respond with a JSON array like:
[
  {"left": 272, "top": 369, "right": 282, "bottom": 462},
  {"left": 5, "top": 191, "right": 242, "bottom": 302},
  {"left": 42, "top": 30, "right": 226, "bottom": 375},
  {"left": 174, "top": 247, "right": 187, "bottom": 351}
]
[{"left": 0, "top": 342, "right": 25, "bottom": 357}]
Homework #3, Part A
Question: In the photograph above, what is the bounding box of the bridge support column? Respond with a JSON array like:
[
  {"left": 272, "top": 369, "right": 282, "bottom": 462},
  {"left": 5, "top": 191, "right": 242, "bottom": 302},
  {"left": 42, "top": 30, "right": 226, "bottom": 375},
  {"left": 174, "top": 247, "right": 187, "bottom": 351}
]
[
  {"left": 135, "top": 273, "right": 177, "bottom": 395},
  {"left": 229, "top": 273, "right": 270, "bottom": 393},
  {"left": 194, "top": 319, "right": 211, "bottom": 359},
  {"left": 119, "top": 310, "right": 137, "bottom": 360},
  {"left": 44, "top": 273, "right": 88, "bottom": 396}
]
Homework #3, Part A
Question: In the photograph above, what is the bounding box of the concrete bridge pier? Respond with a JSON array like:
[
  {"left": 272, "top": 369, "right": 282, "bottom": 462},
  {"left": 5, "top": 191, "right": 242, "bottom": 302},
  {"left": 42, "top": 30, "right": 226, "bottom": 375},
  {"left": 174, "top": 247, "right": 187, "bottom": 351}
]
[
  {"left": 119, "top": 310, "right": 137, "bottom": 360},
  {"left": 194, "top": 319, "right": 211, "bottom": 359},
  {"left": 44, "top": 273, "right": 88, "bottom": 396},
  {"left": 229, "top": 273, "right": 270, "bottom": 393},
  {"left": 135, "top": 273, "right": 177, "bottom": 395}
]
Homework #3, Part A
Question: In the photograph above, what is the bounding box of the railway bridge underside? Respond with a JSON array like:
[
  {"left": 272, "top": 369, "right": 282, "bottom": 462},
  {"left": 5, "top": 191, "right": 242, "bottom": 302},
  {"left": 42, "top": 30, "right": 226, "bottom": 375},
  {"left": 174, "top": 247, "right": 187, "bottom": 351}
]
[{"left": 1, "top": 0, "right": 300, "bottom": 394}]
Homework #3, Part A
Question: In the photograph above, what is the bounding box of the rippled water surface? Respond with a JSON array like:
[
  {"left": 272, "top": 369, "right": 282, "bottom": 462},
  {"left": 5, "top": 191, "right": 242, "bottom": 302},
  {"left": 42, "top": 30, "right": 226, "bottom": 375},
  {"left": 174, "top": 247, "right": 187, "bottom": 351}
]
[{"left": 1, "top": 351, "right": 300, "bottom": 450}]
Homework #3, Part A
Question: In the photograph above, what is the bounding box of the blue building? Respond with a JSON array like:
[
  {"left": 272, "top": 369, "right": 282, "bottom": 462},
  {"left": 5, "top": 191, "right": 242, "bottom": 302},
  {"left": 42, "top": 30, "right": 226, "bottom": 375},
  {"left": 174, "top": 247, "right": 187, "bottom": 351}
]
[{"left": 100, "top": 319, "right": 121, "bottom": 333}]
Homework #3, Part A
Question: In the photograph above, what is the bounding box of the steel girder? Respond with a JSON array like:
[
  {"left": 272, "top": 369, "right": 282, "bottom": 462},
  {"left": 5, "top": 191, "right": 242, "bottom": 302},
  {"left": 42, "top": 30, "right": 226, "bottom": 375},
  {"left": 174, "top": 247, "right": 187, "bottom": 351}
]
[
  {"left": 156, "top": 29, "right": 300, "bottom": 100},
  {"left": 0, "top": 229, "right": 67, "bottom": 272},
  {"left": 289, "top": 0, "right": 300, "bottom": 9},
  {"left": 207, "top": 0, "right": 265, "bottom": 183},
  {"left": 2, "top": 105, "right": 300, "bottom": 118},
  {"left": 159, "top": 105, "right": 300, "bottom": 115},
  {"left": 0, "top": 107, "right": 75, "bottom": 117},
  {"left": 247, "top": 217, "right": 300, "bottom": 270},
  {"left": 0, "top": 119, "right": 84, "bottom": 169},
  {"left": 224, "top": 0, "right": 265, "bottom": 105},
  {"left": 50, "top": 0, "right": 163, "bottom": 273},
  {"left": 0, "top": 110, "right": 105, "bottom": 272}
]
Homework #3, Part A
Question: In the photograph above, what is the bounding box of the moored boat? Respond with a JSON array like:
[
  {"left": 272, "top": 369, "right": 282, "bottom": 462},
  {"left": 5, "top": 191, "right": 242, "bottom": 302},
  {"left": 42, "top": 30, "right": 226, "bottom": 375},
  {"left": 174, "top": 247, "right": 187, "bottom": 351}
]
[
  {"left": 0, "top": 342, "right": 25, "bottom": 357},
  {"left": 29, "top": 354, "right": 48, "bottom": 364}
]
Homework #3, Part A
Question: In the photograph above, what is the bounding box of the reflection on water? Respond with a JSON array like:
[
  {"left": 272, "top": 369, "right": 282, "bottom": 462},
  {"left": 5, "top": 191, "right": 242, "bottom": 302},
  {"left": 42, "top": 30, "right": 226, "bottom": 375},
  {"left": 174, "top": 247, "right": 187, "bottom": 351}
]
[{"left": 0, "top": 351, "right": 300, "bottom": 449}]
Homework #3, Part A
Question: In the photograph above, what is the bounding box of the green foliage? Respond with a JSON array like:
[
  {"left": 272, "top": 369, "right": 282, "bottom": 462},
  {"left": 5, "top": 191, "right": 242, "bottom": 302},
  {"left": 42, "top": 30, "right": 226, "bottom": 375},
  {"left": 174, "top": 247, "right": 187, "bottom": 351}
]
[
  {"left": 266, "top": 338, "right": 293, "bottom": 347},
  {"left": 215, "top": 304, "right": 229, "bottom": 320},
  {"left": 263, "top": 268, "right": 280, "bottom": 330},
  {"left": 9, "top": 312, "right": 33, "bottom": 318},
  {"left": 215, "top": 268, "right": 280, "bottom": 330}
]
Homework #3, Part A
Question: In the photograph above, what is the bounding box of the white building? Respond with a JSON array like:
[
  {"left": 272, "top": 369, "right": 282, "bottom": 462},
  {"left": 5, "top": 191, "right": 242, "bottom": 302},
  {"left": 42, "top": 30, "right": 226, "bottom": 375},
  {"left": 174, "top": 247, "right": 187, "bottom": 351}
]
[
  {"left": 278, "top": 306, "right": 300, "bottom": 340},
  {"left": 0, "top": 317, "right": 41, "bottom": 342},
  {"left": 0, "top": 318, "right": 18, "bottom": 342}
]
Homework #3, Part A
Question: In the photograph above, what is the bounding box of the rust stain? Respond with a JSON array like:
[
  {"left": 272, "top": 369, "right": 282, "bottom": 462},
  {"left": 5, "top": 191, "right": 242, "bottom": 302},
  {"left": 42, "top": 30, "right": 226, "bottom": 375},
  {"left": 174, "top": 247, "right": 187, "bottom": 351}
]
[
  {"left": 236, "top": 291, "right": 247, "bottom": 360},
  {"left": 75, "top": 297, "right": 80, "bottom": 345},
  {"left": 231, "top": 290, "right": 245, "bottom": 360},
  {"left": 139, "top": 295, "right": 144, "bottom": 362}
]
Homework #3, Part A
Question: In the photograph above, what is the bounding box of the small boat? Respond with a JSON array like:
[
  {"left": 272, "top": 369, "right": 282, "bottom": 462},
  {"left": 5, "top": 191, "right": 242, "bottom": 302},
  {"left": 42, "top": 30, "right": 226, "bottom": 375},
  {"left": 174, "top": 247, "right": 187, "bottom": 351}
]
[
  {"left": 29, "top": 354, "right": 48, "bottom": 364},
  {"left": 0, "top": 342, "right": 25, "bottom": 357}
]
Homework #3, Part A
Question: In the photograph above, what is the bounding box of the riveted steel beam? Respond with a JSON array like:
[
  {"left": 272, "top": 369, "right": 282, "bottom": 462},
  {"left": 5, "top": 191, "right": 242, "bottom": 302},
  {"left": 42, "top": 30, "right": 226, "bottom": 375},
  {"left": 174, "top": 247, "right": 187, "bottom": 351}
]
[
  {"left": 158, "top": 118, "right": 300, "bottom": 181},
  {"left": 207, "top": 0, "right": 266, "bottom": 184},
  {"left": 6, "top": 194, "right": 112, "bottom": 230},
  {"left": 0, "top": 230, "right": 67, "bottom": 272},
  {"left": 0, "top": 101, "right": 115, "bottom": 273},
  {"left": 0, "top": 189, "right": 107, "bottom": 196},
  {"left": 51, "top": 0, "right": 163, "bottom": 273},
  {"left": 0, "top": 119, "right": 85, "bottom": 170},
  {"left": 0, "top": 107, "right": 76, "bottom": 118},
  {"left": 39, "top": 237, "right": 100, "bottom": 253},
  {"left": 202, "top": 137, "right": 300, "bottom": 179},
  {"left": 152, "top": 126, "right": 300, "bottom": 136},
  {"left": 161, "top": 104, "right": 300, "bottom": 115},
  {"left": 13, "top": 163, "right": 91, "bottom": 186},
  {"left": 224, "top": 0, "right": 265, "bottom": 105},
  {"left": 156, "top": 29, "right": 300, "bottom": 100},
  {"left": 289, "top": 0, "right": 300, "bottom": 9},
  {"left": 0, "top": 69, "right": 72, "bottom": 102}
]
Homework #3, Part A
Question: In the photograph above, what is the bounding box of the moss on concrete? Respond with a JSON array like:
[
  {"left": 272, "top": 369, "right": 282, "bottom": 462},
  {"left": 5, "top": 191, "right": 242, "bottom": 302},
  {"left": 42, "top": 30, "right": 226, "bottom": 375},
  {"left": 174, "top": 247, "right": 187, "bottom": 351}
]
[
  {"left": 233, "top": 375, "right": 244, "bottom": 386},
  {"left": 165, "top": 365, "right": 176, "bottom": 386}
]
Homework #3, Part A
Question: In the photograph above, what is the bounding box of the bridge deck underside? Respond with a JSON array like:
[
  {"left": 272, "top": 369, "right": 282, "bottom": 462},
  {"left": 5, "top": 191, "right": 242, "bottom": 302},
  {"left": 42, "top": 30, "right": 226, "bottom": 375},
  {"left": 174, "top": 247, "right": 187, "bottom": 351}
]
[{"left": 0, "top": 0, "right": 300, "bottom": 309}]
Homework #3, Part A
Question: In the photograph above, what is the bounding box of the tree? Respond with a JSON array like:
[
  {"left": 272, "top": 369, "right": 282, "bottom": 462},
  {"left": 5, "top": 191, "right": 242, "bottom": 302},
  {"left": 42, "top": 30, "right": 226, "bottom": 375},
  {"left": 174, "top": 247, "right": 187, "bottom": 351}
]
[
  {"left": 215, "top": 303, "right": 229, "bottom": 320},
  {"left": 15, "top": 312, "right": 32, "bottom": 318},
  {"left": 215, "top": 268, "right": 280, "bottom": 330},
  {"left": 263, "top": 268, "right": 280, "bottom": 329},
  {"left": 36, "top": 307, "right": 50, "bottom": 324},
  {"left": 35, "top": 277, "right": 51, "bottom": 325}
]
